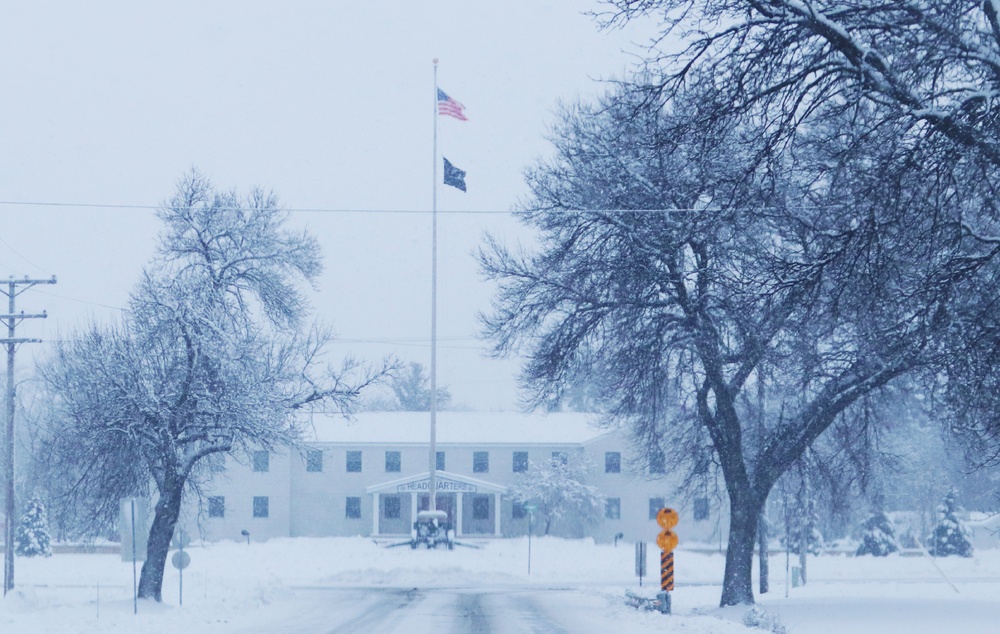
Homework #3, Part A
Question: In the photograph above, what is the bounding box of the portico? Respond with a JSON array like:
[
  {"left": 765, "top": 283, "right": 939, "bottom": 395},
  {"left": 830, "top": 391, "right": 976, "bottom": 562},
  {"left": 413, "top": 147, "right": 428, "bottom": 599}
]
[{"left": 366, "top": 471, "right": 507, "bottom": 536}]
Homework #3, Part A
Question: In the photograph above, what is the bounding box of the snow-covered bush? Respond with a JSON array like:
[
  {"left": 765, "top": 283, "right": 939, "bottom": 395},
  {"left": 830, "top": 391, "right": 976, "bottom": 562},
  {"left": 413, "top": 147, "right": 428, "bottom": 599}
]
[
  {"left": 743, "top": 605, "right": 787, "bottom": 634},
  {"left": 508, "top": 456, "right": 604, "bottom": 536},
  {"left": 855, "top": 511, "right": 899, "bottom": 557},
  {"left": 926, "top": 490, "right": 973, "bottom": 557},
  {"left": 14, "top": 496, "right": 53, "bottom": 558}
]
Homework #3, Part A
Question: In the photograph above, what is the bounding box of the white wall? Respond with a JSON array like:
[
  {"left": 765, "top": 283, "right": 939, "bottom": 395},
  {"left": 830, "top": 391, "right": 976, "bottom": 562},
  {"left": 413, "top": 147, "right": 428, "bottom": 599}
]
[{"left": 182, "top": 428, "right": 729, "bottom": 546}]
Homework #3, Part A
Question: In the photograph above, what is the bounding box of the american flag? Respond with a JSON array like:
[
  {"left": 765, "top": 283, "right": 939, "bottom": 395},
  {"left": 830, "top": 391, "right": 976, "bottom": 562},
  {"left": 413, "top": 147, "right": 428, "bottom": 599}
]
[{"left": 437, "top": 89, "right": 468, "bottom": 121}]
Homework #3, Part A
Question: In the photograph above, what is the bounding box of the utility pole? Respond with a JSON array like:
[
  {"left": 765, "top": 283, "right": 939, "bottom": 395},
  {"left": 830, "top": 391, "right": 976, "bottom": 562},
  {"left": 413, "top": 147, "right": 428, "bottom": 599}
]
[{"left": 1, "top": 276, "right": 55, "bottom": 596}]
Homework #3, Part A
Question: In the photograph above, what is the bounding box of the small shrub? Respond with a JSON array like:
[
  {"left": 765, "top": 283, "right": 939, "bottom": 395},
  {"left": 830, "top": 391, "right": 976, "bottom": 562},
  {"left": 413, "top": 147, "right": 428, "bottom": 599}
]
[
  {"left": 855, "top": 511, "right": 899, "bottom": 557},
  {"left": 743, "top": 605, "right": 787, "bottom": 634}
]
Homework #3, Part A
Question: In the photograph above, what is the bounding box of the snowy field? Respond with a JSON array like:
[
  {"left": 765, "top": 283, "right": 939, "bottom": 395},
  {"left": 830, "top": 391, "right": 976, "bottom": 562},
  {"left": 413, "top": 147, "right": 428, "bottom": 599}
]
[{"left": 1, "top": 537, "right": 998, "bottom": 633}]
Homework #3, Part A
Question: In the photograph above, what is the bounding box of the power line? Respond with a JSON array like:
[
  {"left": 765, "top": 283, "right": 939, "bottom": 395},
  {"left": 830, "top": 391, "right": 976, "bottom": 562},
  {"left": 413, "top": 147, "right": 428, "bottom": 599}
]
[
  {"left": 0, "top": 200, "right": 513, "bottom": 214},
  {"left": 31, "top": 288, "right": 123, "bottom": 311},
  {"left": 0, "top": 199, "right": 848, "bottom": 215},
  {"left": 44, "top": 335, "right": 485, "bottom": 350},
  {"left": 0, "top": 235, "right": 47, "bottom": 274}
]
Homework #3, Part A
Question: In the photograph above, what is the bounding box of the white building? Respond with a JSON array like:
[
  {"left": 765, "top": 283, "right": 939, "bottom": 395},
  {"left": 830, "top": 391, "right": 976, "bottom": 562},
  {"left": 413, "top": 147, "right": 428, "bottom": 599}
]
[{"left": 181, "top": 412, "right": 724, "bottom": 544}]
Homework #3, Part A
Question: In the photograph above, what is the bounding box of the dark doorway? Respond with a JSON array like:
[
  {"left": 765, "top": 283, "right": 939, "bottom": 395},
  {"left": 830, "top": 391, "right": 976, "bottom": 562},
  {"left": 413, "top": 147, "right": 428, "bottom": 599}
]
[{"left": 418, "top": 493, "right": 456, "bottom": 527}]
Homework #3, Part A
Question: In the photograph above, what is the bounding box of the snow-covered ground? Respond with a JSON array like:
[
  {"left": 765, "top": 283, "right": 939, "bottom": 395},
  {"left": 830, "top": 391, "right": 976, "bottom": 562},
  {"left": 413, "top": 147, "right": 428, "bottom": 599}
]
[{"left": 1, "top": 537, "right": 998, "bottom": 633}]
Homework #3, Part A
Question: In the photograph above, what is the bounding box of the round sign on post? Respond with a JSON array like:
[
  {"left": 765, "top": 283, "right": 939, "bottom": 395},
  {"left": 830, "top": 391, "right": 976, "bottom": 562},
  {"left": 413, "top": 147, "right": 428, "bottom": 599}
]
[
  {"left": 656, "top": 529, "right": 679, "bottom": 552},
  {"left": 171, "top": 550, "right": 191, "bottom": 570},
  {"left": 654, "top": 507, "right": 679, "bottom": 604},
  {"left": 656, "top": 507, "right": 679, "bottom": 529}
]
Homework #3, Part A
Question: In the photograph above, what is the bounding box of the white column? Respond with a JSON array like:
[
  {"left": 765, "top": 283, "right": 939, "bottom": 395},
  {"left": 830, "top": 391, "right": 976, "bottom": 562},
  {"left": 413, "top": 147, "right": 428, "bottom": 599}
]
[
  {"left": 371, "top": 494, "right": 379, "bottom": 536},
  {"left": 456, "top": 493, "right": 464, "bottom": 536},
  {"left": 493, "top": 493, "right": 501, "bottom": 536},
  {"left": 410, "top": 491, "right": 417, "bottom": 525}
]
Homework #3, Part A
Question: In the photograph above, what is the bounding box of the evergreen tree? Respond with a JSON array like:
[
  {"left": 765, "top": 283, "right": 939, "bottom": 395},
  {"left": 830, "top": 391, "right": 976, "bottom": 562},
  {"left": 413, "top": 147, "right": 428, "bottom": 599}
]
[
  {"left": 855, "top": 511, "right": 899, "bottom": 557},
  {"left": 927, "top": 490, "right": 974, "bottom": 558},
  {"left": 14, "top": 496, "right": 53, "bottom": 558},
  {"left": 786, "top": 497, "right": 824, "bottom": 556},
  {"left": 781, "top": 479, "right": 823, "bottom": 586}
]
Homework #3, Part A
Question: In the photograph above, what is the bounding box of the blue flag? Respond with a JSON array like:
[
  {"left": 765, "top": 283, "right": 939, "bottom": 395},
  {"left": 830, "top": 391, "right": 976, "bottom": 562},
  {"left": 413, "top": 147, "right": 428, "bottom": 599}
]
[{"left": 443, "top": 157, "right": 467, "bottom": 192}]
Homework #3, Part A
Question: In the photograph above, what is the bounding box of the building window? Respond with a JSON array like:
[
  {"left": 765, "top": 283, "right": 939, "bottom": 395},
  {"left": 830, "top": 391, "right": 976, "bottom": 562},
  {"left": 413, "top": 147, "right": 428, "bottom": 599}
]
[
  {"left": 512, "top": 501, "right": 527, "bottom": 519},
  {"left": 694, "top": 496, "right": 710, "bottom": 521},
  {"left": 385, "top": 451, "right": 401, "bottom": 473},
  {"left": 306, "top": 449, "right": 323, "bottom": 472},
  {"left": 252, "top": 450, "right": 269, "bottom": 472},
  {"left": 346, "top": 450, "right": 362, "bottom": 473},
  {"left": 253, "top": 496, "right": 269, "bottom": 518},
  {"left": 437, "top": 451, "right": 446, "bottom": 471},
  {"left": 552, "top": 451, "right": 568, "bottom": 465},
  {"left": 605, "top": 498, "right": 621, "bottom": 520},
  {"left": 473, "top": 451, "right": 489, "bottom": 473},
  {"left": 472, "top": 495, "right": 490, "bottom": 520},
  {"left": 605, "top": 451, "right": 621, "bottom": 473},
  {"left": 649, "top": 497, "right": 665, "bottom": 520},
  {"left": 346, "top": 497, "right": 361, "bottom": 519},
  {"left": 649, "top": 450, "right": 666, "bottom": 474},
  {"left": 384, "top": 496, "right": 401, "bottom": 519},
  {"left": 513, "top": 451, "right": 528, "bottom": 473},
  {"left": 208, "top": 496, "right": 225, "bottom": 518}
]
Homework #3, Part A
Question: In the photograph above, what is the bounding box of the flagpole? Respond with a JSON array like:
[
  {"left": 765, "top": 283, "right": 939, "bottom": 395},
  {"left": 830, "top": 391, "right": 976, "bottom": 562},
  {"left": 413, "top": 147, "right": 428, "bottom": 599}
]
[{"left": 429, "top": 58, "right": 439, "bottom": 513}]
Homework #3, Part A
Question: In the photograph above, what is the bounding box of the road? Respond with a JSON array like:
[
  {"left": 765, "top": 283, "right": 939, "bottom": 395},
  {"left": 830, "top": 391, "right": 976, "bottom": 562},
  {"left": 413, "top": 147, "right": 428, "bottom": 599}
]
[{"left": 233, "top": 586, "right": 617, "bottom": 633}]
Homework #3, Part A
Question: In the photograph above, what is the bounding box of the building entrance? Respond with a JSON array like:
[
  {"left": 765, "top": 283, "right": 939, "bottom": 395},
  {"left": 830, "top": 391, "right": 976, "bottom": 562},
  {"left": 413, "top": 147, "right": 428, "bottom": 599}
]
[
  {"left": 367, "top": 471, "right": 507, "bottom": 537},
  {"left": 418, "top": 493, "right": 456, "bottom": 527}
]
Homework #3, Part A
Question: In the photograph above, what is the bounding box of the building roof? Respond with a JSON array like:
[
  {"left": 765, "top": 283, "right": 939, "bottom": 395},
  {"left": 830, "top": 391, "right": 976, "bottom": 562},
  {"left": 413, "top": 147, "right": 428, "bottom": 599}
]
[{"left": 300, "top": 411, "right": 613, "bottom": 446}]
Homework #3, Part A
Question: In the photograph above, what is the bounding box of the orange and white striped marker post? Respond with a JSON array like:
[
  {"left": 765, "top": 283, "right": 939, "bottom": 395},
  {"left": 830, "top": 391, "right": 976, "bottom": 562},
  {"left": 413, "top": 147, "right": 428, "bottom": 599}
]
[{"left": 655, "top": 507, "right": 679, "bottom": 614}]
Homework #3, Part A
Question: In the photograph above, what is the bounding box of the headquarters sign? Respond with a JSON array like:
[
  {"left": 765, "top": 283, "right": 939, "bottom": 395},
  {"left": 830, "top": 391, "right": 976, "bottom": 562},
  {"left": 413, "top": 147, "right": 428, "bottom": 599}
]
[{"left": 397, "top": 478, "right": 477, "bottom": 493}]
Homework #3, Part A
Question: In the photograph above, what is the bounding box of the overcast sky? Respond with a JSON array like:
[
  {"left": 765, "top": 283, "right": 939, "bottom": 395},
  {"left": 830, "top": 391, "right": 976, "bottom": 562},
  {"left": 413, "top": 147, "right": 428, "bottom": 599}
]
[{"left": 0, "top": 1, "right": 657, "bottom": 410}]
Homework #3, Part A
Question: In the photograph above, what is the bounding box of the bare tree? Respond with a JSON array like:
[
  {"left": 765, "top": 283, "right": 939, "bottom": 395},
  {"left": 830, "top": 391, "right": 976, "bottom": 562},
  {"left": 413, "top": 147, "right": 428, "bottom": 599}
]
[
  {"left": 598, "top": 0, "right": 1000, "bottom": 464},
  {"left": 601, "top": 1, "right": 1000, "bottom": 169},
  {"left": 38, "top": 172, "right": 386, "bottom": 602},
  {"left": 390, "top": 362, "right": 452, "bottom": 411},
  {"left": 479, "top": 71, "right": 1000, "bottom": 606}
]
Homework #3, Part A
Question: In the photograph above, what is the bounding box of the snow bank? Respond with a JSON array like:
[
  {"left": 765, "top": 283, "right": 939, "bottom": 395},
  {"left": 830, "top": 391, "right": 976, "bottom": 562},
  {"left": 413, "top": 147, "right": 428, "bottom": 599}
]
[{"left": 1, "top": 538, "right": 998, "bottom": 633}]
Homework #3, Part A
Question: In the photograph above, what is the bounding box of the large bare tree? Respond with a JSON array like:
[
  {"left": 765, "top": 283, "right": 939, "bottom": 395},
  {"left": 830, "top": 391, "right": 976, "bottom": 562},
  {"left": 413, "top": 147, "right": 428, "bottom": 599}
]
[
  {"left": 39, "top": 172, "right": 386, "bottom": 601},
  {"left": 480, "top": 74, "right": 1000, "bottom": 606},
  {"left": 565, "top": 0, "right": 1000, "bottom": 602}
]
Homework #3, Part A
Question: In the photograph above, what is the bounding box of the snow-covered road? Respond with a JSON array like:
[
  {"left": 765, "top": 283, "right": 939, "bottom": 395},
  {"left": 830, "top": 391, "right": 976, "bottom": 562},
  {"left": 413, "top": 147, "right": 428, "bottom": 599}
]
[{"left": 226, "top": 586, "right": 612, "bottom": 633}]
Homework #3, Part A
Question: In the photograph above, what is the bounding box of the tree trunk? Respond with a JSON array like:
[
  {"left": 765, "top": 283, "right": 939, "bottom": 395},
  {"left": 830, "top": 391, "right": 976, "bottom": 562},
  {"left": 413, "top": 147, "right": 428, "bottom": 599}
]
[
  {"left": 758, "top": 511, "right": 769, "bottom": 594},
  {"left": 137, "top": 478, "right": 184, "bottom": 602},
  {"left": 799, "top": 538, "right": 808, "bottom": 586},
  {"left": 544, "top": 518, "right": 552, "bottom": 536},
  {"left": 720, "top": 491, "right": 764, "bottom": 606}
]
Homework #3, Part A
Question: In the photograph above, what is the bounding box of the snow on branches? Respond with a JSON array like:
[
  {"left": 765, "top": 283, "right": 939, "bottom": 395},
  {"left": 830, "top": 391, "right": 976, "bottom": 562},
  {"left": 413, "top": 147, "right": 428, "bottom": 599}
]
[
  {"left": 38, "top": 171, "right": 388, "bottom": 601},
  {"left": 508, "top": 456, "right": 604, "bottom": 536}
]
